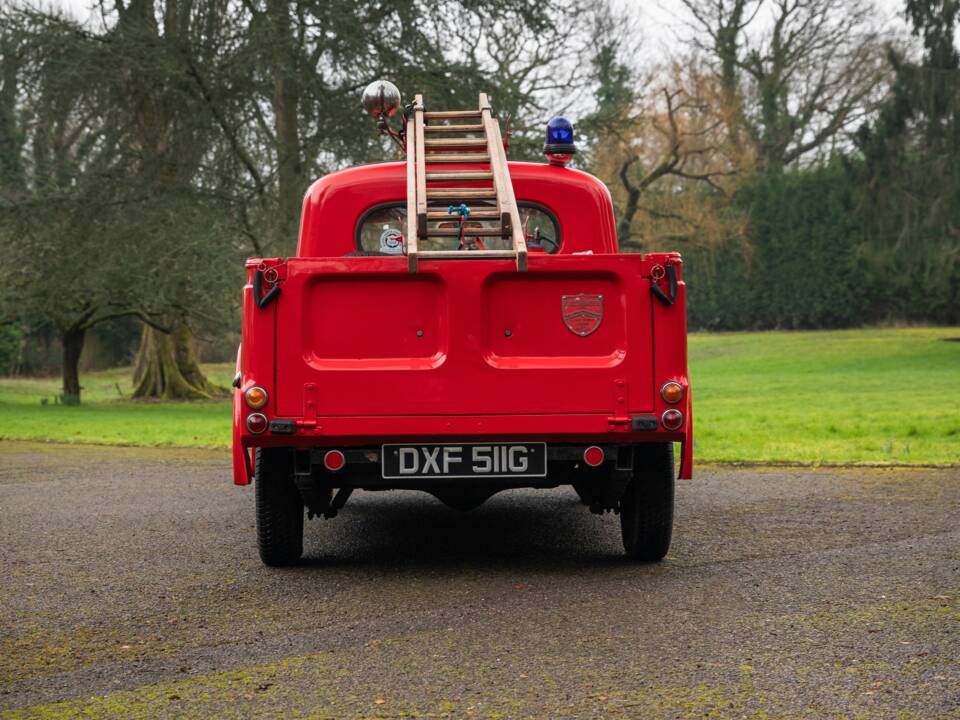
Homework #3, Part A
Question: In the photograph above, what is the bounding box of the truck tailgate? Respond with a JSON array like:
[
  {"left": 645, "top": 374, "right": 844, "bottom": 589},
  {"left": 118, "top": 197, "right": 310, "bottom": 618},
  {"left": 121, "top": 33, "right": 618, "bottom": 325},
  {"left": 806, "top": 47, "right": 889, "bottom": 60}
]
[{"left": 273, "top": 254, "right": 654, "bottom": 418}]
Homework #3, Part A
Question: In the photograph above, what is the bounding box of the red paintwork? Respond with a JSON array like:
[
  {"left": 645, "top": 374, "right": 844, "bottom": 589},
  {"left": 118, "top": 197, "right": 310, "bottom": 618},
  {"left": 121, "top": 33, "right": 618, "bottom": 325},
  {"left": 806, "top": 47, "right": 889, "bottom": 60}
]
[
  {"left": 234, "top": 161, "right": 693, "bottom": 484},
  {"left": 297, "top": 161, "right": 619, "bottom": 257}
]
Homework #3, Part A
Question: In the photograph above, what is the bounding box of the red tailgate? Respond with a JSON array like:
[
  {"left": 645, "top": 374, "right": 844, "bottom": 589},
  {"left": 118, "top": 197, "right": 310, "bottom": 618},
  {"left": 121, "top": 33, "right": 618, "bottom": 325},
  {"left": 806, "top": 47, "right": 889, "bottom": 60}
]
[{"left": 273, "top": 254, "right": 654, "bottom": 418}]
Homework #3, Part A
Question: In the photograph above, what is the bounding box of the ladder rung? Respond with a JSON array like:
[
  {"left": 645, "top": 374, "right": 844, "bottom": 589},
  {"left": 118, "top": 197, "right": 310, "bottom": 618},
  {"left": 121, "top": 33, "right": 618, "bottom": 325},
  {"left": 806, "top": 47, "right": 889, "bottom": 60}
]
[
  {"left": 425, "top": 171, "right": 493, "bottom": 181},
  {"left": 425, "top": 153, "right": 491, "bottom": 164},
  {"left": 426, "top": 227, "right": 504, "bottom": 237},
  {"left": 408, "top": 92, "right": 525, "bottom": 274},
  {"left": 424, "top": 110, "right": 481, "bottom": 119},
  {"left": 426, "top": 209, "right": 499, "bottom": 219},
  {"left": 418, "top": 250, "right": 518, "bottom": 259},
  {"left": 424, "top": 138, "right": 488, "bottom": 147},
  {"left": 426, "top": 189, "right": 497, "bottom": 199},
  {"left": 424, "top": 124, "right": 484, "bottom": 133}
]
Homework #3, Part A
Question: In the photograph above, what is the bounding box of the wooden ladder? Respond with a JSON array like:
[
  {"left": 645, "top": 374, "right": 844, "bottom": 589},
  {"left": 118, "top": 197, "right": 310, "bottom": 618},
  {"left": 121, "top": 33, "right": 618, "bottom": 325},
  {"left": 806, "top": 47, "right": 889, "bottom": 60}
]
[{"left": 405, "top": 92, "right": 527, "bottom": 272}]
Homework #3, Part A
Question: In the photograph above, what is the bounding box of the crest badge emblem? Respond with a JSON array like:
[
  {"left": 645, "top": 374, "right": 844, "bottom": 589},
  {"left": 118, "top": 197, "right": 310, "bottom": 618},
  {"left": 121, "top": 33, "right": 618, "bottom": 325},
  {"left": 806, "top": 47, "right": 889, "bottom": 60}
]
[{"left": 561, "top": 294, "right": 604, "bottom": 336}]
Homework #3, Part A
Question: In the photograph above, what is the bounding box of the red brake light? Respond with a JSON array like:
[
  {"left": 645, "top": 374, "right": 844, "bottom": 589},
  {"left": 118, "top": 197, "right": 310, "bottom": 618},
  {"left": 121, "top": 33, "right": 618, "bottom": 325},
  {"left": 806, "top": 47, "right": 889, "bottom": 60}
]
[
  {"left": 661, "top": 409, "right": 683, "bottom": 431},
  {"left": 246, "top": 413, "right": 267, "bottom": 434}
]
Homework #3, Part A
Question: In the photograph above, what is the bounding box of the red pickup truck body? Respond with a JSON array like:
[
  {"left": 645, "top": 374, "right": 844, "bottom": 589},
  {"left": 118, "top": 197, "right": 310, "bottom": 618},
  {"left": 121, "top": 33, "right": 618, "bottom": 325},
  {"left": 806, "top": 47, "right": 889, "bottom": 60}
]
[{"left": 234, "top": 159, "right": 692, "bottom": 563}]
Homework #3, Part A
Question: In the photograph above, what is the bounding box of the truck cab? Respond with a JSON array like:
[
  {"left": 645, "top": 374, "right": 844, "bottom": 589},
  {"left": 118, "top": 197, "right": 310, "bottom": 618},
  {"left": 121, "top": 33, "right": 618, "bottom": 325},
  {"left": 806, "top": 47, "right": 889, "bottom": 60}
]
[{"left": 234, "top": 89, "right": 692, "bottom": 566}]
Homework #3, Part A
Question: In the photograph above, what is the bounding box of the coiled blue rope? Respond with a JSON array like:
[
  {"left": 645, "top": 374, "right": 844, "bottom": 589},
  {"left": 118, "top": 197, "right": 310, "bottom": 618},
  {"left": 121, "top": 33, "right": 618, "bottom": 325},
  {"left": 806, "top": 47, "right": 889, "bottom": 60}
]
[{"left": 447, "top": 204, "right": 470, "bottom": 244}]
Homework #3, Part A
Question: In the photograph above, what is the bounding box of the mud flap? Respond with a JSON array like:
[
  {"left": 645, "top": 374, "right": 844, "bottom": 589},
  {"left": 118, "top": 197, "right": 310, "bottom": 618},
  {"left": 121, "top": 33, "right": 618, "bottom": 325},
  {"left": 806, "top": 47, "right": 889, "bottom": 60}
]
[
  {"left": 679, "top": 393, "right": 694, "bottom": 480},
  {"left": 232, "top": 345, "right": 252, "bottom": 486},
  {"left": 234, "top": 442, "right": 253, "bottom": 486},
  {"left": 679, "top": 439, "right": 693, "bottom": 480}
]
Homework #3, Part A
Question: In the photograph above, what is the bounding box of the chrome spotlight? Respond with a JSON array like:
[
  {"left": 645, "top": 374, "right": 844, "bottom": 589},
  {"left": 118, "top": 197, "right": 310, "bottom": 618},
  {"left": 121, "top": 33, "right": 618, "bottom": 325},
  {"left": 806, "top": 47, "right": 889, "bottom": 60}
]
[{"left": 361, "top": 80, "right": 401, "bottom": 120}]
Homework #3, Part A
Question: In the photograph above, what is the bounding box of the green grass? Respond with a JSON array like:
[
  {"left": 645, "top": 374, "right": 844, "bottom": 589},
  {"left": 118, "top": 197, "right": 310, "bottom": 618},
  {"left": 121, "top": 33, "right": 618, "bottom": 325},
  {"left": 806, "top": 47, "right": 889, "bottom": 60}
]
[
  {"left": 688, "top": 327, "right": 960, "bottom": 465},
  {"left": 1, "top": 328, "right": 958, "bottom": 464},
  {"left": 0, "top": 364, "right": 235, "bottom": 450}
]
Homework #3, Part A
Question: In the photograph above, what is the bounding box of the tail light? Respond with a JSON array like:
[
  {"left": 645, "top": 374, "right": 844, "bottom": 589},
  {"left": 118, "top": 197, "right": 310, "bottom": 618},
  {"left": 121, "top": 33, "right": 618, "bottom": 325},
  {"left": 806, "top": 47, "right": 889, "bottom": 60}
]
[
  {"left": 661, "top": 409, "right": 683, "bottom": 431},
  {"left": 244, "top": 386, "right": 268, "bottom": 410},
  {"left": 660, "top": 381, "right": 683, "bottom": 404},
  {"left": 246, "top": 412, "right": 268, "bottom": 434}
]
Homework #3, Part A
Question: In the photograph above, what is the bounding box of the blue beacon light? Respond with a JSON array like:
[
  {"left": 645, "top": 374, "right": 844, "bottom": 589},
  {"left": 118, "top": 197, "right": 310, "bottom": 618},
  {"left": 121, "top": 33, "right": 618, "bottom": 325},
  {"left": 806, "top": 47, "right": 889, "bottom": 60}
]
[{"left": 543, "top": 116, "right": 577, "bottom": 167}]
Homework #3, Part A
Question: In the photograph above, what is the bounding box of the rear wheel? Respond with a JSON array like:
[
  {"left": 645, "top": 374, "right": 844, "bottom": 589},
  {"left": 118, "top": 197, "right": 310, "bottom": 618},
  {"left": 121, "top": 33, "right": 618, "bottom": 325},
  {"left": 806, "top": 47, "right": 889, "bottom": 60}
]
[
  {"left": 620, "top": 443, "right": 674, "bottom": 561},
  {"left": 255, "top": 448, "right": 304, "bottom": 567}
]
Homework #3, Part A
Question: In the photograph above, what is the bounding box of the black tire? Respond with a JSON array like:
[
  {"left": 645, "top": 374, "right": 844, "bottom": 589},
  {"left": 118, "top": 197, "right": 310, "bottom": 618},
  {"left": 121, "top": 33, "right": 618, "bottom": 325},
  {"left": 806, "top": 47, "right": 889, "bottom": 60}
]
[
  {"left": 255, "top": 448, "right": 304, "bottom": 567},
  {"left": 620, "top": 443, "right": 675, "bottom": 561}
]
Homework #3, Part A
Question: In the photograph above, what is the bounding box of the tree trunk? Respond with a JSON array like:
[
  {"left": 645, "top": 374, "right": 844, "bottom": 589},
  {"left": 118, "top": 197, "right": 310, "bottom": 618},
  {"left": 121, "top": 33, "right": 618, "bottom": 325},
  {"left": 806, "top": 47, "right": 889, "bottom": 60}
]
[
  {"left": 132, "top": 320, "right": 225, "bottom": 400},
  {"left": 617, "top": 185, "right": 641, "bottom": 247},
  {"left": 62, "top": 324, "right": 85, "bottom": 405},
  {"left": 266, "top": 0, "right": 303, "bottom": 248}
]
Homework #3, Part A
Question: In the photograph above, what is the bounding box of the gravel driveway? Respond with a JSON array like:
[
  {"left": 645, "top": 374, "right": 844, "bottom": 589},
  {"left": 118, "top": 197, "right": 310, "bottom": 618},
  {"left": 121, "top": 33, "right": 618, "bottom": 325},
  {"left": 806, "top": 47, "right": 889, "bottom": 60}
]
[{"left": 0, "top": 441, "right": 957, "bottom": 718}]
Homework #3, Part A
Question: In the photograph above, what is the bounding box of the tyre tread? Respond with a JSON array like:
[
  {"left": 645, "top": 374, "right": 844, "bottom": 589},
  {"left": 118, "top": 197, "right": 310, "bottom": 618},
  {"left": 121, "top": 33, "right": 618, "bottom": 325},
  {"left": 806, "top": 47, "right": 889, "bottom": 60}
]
[
  {"left": 621, "top": 443, "right": 675, "bottom": 561},
  {"left": 255, "top": 448, "right": 304, "bottom": 566}
]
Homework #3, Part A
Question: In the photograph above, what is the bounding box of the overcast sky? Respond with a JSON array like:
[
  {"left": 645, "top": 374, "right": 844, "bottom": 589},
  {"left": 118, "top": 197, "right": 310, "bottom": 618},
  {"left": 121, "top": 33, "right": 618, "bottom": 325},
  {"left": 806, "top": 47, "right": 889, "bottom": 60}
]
[
  {"left": 43, "top": 0, "right": 916, "bottom": 78},
  {"left": 48, "top": 0, "right": 912, "bottom": 35}
]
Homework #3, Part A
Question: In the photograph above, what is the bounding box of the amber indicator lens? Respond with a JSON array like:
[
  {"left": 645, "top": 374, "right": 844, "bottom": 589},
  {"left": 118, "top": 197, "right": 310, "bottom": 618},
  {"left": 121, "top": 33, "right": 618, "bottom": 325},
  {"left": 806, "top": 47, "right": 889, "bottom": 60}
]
[
  {"left": 244, "top": 386, "right": 268, "bottom": 410},
  {"left": 660, "top": 381, "right": 683, "bottom": 404},
  {"left": 246, "top": 412, "right": 268, "bottom": 434},
  {"left": 661, "top": 409, "right": 683, "bottom": 431}
]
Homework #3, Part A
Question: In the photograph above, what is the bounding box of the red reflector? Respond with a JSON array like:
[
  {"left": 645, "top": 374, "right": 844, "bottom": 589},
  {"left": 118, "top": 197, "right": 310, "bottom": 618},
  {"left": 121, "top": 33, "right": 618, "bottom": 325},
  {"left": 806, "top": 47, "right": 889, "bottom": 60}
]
[
  {"left": 324, "top": 450, "right": 345, "bottom": 472},
  {"left": 246, "top": 412, "right": 267, "bottom": 435},
  {"left": 583, "top": 445, "right": 605, "bottom": 467},
  {"left": 661, "top": 409, "right": 683, "bottom": 431}
]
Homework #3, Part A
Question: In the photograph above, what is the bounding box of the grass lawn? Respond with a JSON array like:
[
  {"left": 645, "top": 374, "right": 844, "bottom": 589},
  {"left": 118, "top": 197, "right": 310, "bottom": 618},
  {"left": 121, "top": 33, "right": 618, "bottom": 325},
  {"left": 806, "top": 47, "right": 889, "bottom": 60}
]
[
  {"left": 688, "top": 327, "right": 959, "bottom": 465},
  {"left": 0, "top": 364, "right": 235, "bottom": 450},
  {"left": 0, "top": 327, "right": 957, "bottom": 465}
]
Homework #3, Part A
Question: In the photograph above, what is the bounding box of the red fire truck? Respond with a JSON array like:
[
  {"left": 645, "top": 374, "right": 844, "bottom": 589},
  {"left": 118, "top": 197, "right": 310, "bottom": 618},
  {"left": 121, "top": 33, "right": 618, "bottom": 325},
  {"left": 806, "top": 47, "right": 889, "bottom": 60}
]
[{"left": 233, "top": 83, "right": 693, "bottom": 566}]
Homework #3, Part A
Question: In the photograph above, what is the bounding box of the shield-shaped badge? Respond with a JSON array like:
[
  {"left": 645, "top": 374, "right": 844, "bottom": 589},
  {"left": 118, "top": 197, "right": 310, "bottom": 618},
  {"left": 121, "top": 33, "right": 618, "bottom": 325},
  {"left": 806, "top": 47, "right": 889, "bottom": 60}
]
[{"left": 561, "top": 294, "right": 604, "bottom": 336}]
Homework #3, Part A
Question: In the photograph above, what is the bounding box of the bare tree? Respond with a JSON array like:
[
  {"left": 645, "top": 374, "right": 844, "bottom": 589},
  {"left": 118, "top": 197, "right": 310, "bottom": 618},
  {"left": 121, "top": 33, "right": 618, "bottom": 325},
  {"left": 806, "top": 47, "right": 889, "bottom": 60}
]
[
  {"left": 597, "top": 64, "right": 749, "bottom": 247},
  {"left": 581, "top": 7, "right": 746, "bottom": 247},
  {"left": 680, "top": 0, "right": 886, "bottom": 168}
]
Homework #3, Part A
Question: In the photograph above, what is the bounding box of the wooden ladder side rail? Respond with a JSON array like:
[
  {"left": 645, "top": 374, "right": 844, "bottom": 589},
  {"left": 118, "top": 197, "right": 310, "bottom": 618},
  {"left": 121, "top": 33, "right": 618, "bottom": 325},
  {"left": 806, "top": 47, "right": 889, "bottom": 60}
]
[
  {"left": 479, "top": 93, "right": 527, "bottom": 272},
  {"left": 414, "top": 95, "right": 428, "bottom": 246},
  {"left": 405, "top": 110, "right": 419, "bottom": 273}
]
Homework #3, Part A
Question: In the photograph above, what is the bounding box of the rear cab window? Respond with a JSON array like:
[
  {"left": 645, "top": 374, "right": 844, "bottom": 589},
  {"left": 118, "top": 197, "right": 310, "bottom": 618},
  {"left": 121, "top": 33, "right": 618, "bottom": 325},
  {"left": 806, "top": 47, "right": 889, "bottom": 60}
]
[{"left": 356, "top": 202, "right": 560, "bottom": 255}]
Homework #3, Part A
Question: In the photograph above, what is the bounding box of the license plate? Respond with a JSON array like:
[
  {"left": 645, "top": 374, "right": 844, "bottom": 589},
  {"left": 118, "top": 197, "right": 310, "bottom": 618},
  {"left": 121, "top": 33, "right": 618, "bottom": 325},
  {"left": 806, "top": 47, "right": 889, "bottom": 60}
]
[{"left": 381, "top": 443, "right": 547, "bottom": 479}]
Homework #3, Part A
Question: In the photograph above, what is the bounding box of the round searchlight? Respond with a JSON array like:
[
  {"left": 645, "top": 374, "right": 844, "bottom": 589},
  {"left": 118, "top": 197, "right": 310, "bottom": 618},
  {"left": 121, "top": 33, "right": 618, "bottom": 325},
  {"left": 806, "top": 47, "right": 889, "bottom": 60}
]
[{"left": 361, "top": 80, "right": 402, "bottom": 120}]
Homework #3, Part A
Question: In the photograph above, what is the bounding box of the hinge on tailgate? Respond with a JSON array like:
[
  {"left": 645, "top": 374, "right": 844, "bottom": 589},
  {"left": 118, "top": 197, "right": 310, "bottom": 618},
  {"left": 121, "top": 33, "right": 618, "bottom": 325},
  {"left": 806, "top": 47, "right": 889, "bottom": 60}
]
[
  {"left": 608, "top": 378, "right": 631, "bottom": 429},
  {"left": 297, "top": 383, "right": 318, "bottom": 429}
]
